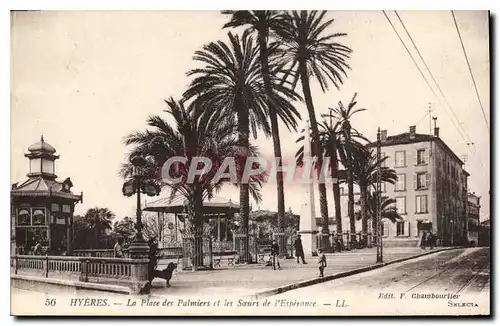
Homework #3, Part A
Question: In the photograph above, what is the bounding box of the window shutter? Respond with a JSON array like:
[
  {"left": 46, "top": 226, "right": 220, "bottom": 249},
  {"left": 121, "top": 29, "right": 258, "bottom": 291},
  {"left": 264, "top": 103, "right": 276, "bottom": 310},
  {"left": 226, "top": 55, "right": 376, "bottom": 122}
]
[
  {"left": 416, "top": 196, "right": 420, "bottom": 213},
  {"left": 424, "top": 149, "right": 429, "bottom": 164},
  {"left": 404, "top": 221, "right": 410, "bottom": 236},
  {"left": 413, "top": 174, "right": 417, "bottom": 190},
  {"left": 426, "top": 173, "right": 431, "bottom": 188},
  {"left": 383, "top": 221, "right": 389, "bottom": 236}
]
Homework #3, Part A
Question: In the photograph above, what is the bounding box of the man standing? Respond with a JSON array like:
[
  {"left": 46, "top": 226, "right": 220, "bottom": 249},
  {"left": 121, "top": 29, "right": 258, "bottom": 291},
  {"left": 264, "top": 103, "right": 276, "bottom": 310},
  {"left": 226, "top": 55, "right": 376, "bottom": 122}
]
[
  {"left": 294, "top": 235, "right": 307, "bottom": 264},
  {"left": 271, "top": 240, "right": 281, "bottom": 270},
  {"left": 147, "top": 237, "right": 159, "bottom": 283},
  {"left": 32, "top": 238, "right": 43, "bottom": 256},
  {"left": 114, "top": 237, "right": 124, "bottom": 258}
]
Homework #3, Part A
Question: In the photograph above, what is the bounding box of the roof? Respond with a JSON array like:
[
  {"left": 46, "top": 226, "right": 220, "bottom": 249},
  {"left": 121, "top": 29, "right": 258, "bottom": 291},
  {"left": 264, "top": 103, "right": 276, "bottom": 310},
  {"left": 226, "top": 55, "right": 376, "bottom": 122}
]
[
  {"left": 143, "top": 196, "right": 239, "bottom": 215},
  {"left": 27, "top": 136, "right": 57, "bottom": 154},
  {"left": 11, "top": 176, "right": 81, "bottom": 201},
  {"left": 250, "top": 209, "right": 300, "bottom": 221},
  {"left": 368, "top": 132, "right": 464, "bottom": 165}
]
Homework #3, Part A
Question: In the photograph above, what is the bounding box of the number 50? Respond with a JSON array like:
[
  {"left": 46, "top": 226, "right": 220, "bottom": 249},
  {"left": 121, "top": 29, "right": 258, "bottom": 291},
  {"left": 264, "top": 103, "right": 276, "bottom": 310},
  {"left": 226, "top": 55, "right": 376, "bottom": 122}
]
[{"left": 45, "top": 298, "right": 56, "bottom": 306}]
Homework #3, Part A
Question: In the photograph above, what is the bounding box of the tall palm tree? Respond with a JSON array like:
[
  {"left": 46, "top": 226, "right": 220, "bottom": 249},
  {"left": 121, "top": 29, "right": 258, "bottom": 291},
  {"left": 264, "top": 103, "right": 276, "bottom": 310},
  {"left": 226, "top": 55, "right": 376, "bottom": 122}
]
[
  {"left": 330, "top": 93, "right": 366, "bottom": 242},
  {"left": 351, "top": 146, "right": 397, "bottom": 245},
  {"left": 122, "top": 98, "right": 262, "bottom": 267},
  {"left": 316, "top": 118, "right": 344, "bottom": 238},
  {"left": 184, "top": 31, "right": 299, "bottom": 262},
  {"left": 273, "top": 11, "right": 352, "bottom": 234},
  {"left": 84, "top": 207, "right": 115, "bottom": 249},
  {"left": 221, "top": 10, "right": 301, "bottom": 242}
]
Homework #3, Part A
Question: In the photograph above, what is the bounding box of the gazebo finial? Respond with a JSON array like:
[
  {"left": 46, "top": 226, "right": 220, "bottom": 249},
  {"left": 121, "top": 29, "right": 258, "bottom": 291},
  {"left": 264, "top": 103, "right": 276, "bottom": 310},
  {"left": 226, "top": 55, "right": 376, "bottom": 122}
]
[{"left": 41, "top": 133, "right": 44, "bottom": 142}]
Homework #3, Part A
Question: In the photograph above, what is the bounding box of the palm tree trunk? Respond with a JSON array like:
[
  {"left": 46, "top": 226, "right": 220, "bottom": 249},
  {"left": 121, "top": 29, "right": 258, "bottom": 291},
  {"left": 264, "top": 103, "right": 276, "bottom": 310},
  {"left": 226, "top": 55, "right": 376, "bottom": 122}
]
[
  {"left": 237, "top": 105, "right": 251, "bottom": 263},
  {"left": 192, "top": 185, "right": 204, "bottom": 268},
  {"left": 298, "top": 60, "right": 329, "bottom": 235},
  {"left": 331, "top": 154, "right": 342, "bottom": 238},
  {"left": 347, "top": 164, "right": 356, "bottom": 244},
  {"left": 360, "top": 184, "right": 368, "bottom": 247},
  {"left": 257, "top": 30, "right": 286, "bottom": 236}
]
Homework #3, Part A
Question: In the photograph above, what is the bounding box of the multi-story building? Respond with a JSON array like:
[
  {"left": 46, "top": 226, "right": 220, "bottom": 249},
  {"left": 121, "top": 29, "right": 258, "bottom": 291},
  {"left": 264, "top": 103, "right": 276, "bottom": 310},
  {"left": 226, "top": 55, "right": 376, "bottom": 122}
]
[
  {"left": 373, "top": 125, "right": 469, "bottom": 246},
  {"left": 333, "top": 125, "right": 469, "bottom": 247},
  {"left": 467, "top": 192, "right": 481, "bottom": 245}
]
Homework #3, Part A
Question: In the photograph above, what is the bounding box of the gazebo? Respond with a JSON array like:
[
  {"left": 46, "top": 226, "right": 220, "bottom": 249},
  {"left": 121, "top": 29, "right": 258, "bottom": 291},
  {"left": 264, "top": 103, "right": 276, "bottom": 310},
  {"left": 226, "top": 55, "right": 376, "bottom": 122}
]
[
  {"left": 143, "top": 196, "right": 239, "bottom": 242},
  {"left": 11, "top": 136, "right": 83, "bottom": 255}
]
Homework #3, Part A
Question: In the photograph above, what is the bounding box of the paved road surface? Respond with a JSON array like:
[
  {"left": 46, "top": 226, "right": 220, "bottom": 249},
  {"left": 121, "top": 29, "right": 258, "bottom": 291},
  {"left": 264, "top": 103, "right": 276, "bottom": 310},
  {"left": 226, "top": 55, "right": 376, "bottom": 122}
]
[
  {"left": 151, "top": 247, "right": 442, "bottom": 296},
  {"left": 274, "top": 247, "right": 490, "bottom": 295}
]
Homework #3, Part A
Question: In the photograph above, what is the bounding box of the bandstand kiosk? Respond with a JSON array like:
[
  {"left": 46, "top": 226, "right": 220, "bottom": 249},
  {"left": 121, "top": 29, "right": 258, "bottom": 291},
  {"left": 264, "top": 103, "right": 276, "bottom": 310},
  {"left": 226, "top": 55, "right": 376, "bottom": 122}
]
[{"left": 11, "top": 136, "right": 82, "bottom": 255}]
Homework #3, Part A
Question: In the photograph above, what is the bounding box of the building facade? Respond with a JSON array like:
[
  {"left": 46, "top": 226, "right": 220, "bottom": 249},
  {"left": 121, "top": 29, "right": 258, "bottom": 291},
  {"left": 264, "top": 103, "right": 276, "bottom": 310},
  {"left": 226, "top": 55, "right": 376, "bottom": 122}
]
[
  {"left": 329, "top": 125, "right": 469, "bottom": 246},
  {"left": 368, "top": 125, "right": 468, "bottom": 246},
  {"left": 467, "top": 192, "right": 481, "bottom": 245}
]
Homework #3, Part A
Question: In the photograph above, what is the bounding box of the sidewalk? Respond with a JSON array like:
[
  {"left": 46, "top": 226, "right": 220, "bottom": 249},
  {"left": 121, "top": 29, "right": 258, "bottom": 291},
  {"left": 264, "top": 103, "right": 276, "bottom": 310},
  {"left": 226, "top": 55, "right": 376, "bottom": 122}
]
[{"left": 151, "top": 247, "right": 452, "bottom": 297}]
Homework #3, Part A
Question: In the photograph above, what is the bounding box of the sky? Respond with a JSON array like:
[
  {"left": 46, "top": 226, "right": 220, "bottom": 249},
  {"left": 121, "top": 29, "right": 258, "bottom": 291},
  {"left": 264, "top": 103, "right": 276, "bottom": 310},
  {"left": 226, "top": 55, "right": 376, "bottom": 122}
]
[{"left": 10, "top": 10, "right": 490, "bottom": 221}]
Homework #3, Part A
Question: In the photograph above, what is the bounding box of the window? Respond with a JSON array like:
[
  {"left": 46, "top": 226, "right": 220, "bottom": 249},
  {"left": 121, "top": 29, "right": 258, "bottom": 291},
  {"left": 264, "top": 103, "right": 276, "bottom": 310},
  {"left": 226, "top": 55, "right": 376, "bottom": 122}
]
[
  {"left": 383, "top": 221, "right": 389, "bottom": 237},
  {"left": 417, "top": 149, "right": 428, "bottom": 164},
  {"left": 396, "top": 197, "right": 406, "bottom": 214},
  {"left": 395, "top": 151, "right": 406, "bottom": 167},
  {"left": 396, "top": 221, "right": 410, "bottom": 236},
  {"left": 62, "top": 205, "right": 71, "bottom": 213},
  {"left": 395, "top": 174, "right": 406, "bottom": 191},
  {"left": 32, "top": 209, "right": 46, "bottom": 225},
  {"left": 17, "top": 209, "right": 30, "bottom": 226},
  {"left": 416, "top": 195, "right": 428, "bottom": 213},
  {"left": 415, "top": 172, "right": 430, "bottom": 189},
  {"left": 51, "top": 204, "right": 60, "bottom": 212}
]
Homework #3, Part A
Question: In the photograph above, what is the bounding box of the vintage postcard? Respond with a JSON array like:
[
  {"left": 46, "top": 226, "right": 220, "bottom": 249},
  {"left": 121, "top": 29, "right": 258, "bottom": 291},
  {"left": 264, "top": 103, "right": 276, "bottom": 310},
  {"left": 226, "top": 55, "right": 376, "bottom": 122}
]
[{"left": 10, "top": 10, "right": 490, "bottom": 316}]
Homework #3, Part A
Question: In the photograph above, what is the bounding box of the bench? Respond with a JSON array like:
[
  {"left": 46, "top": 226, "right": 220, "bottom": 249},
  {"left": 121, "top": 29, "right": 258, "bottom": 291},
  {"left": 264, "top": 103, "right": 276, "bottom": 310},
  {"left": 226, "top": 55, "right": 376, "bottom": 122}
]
[
  {"left": 257, "top": 245, "right": 273, "bottom": 263},
  {"left": 213, "top": 251, "right": 237, "bottom": 267}
]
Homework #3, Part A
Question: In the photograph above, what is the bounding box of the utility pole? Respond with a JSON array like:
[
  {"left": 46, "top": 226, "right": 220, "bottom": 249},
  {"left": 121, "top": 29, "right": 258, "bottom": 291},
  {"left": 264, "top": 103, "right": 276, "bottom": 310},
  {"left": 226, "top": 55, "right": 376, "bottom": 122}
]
[
  {"left": 428, "top": 103, "right": 433, "bottom": 135},
  {"left": 376, "top": 127, "right": 383, "bottom": 263}
]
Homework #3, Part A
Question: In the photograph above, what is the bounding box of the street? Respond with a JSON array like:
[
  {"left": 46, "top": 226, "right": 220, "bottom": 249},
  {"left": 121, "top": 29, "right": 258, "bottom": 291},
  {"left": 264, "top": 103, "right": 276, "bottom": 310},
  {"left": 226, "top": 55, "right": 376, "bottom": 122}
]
[{"left": 273, "top": 247, "right": 490, "bottom": 298}]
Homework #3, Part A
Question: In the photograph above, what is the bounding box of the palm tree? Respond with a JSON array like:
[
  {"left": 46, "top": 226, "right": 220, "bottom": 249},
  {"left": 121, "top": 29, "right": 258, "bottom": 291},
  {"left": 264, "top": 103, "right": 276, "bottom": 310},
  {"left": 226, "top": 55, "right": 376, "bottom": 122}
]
[
  {"left": 330, "top": 93, "right": 366, "bottom": 243},
  {"left": 122, "top": 98, "right": 262, "bottom": 267},
  {"left": 351, "top": 146, "right": 397, "bottom": 245},
  {"left": 221, "top": 10, "right": 301, "bottom": 244},
  {"left": 84, "top": 207, "right": 115, "bottom": 249},
  {"left": 184, "top": 31, "right": 298, "bottom": 262},
  {"left": 316, "top": 118, "right": 344, "bottom": 238},
  {"left": 356, "top": 192, "right": 403, "bottom": 242},
  {"left": 273, "top": 11, "right": 352, "bottom": 234}
]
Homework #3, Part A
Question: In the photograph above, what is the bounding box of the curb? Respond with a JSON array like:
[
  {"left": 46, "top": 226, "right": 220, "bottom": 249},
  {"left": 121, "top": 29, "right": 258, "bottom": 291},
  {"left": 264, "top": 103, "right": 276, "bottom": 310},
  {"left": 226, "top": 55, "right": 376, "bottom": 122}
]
[{"left": 249, "top": 247, "right": 461, "bottom": 300}]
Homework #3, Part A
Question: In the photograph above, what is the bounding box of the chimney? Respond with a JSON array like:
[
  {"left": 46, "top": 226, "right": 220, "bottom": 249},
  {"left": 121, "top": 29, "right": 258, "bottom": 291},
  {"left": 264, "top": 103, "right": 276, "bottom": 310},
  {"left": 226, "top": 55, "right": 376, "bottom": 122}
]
[
  {"left": 434, "top": 127, "right": 440, "bottom": 137},
  {"left": 409, "top": 125, "right": 416, "bottom": 139},
  {"left": 381, "top": 130, "right": 387, "bottom": 142}
]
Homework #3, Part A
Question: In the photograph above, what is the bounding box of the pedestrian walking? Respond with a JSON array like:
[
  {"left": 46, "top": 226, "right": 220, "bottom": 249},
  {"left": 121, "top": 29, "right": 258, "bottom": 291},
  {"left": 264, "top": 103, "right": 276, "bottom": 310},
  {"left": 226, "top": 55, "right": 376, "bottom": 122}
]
[
  {"left": 114, "top": 237, "right": 124, "bottom": 258},
  {"left": 271, "top": 240, "right": 281, "bottom": 270},
  {"left": 420, "top": 232, "right": 427, "bottom": 249},
  {"left": 294, "top": 235, "right": 307, "bottom": 264},
  {"left": 429, "top": 232, "right": 436, "bottom": 249},
  {"left": 318, "top": 249, "right": 327, "bottom": 277}
]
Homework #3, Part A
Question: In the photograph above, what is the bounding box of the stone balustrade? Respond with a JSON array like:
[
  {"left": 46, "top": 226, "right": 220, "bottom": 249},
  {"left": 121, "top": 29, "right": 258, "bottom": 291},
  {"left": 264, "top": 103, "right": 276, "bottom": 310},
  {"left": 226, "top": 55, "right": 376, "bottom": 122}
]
[{"left": 11, "top": 254, "right": 142, "bottom": 288}]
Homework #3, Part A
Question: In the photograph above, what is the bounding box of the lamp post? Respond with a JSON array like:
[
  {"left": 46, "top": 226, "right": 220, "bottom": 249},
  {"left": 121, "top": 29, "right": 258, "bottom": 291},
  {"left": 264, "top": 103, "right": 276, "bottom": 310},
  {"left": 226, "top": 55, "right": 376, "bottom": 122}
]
[
  {"left": 376, "top": 127, "right": 383, "bottom": 263},
  {"left": 122, "top": 155, "right": 161, "bottom": 258}
]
